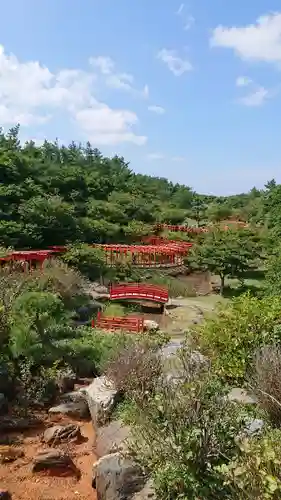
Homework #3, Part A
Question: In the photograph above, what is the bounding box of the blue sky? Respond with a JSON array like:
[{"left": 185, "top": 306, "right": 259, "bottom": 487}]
[{"left": 0, "top": 0, "right": 281, "bottom": 195}]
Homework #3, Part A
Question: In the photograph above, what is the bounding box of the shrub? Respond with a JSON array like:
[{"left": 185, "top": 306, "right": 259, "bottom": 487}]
[
  {"left": 61, "top": 243, "right": 106, "bottom": 282},
  {"left": 32, "top": 259, "right": 88, "bottom": 309},
  {"left": 125, "top": 372, "right": 248, "bottom": 499},
  {"left": 217, "top": 429, "right": 281, "bottom": 499},
  {"left": 250, "top": 344, "right": 281, "bottom": 425},
  {"left": 197, "top": 294, "right": 281, "bottom": 381},
  {"left": 55, "top": 327, "right": 134, "bottom": 376},
  {"left": 105, "top": 341, "right": 162, "bottom": 402}
]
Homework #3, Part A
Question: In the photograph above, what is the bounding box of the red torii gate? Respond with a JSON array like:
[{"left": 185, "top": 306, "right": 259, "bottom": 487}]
[
  {"left": 154, "top": 224, "right": 208, "bottom": 233},
  {"left": 0, "top": 250, "right": 55, "bottom": 271},
  {"left": 92, "top": 243, "right": 186, "bottom": 267}
]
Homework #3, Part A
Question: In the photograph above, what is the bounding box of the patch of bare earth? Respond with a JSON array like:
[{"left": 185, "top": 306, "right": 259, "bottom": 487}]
[{"left": 0, "top": 413, "right": 97, "bottom": 500}]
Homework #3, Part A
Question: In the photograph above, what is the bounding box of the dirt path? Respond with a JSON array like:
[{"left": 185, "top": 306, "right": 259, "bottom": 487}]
[
  {"left": 0, "top": 414, "right": 96, "bottom": 500},
  {"left": 165, "top": 295, "right": 226, "bottom": 341}
]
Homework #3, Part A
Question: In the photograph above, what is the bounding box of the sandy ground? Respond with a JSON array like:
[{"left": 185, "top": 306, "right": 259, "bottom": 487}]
[
  {"left": 165, "top": 295, "right": 226, "bottom": 341},
  {"left": 0, "top": 414, "right": 97, "bottom": 500}
]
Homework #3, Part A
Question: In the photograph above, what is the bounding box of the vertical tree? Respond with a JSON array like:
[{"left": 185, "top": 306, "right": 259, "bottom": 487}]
[{"left": 188, "top": 228, "right": 259, "bottom": 294}]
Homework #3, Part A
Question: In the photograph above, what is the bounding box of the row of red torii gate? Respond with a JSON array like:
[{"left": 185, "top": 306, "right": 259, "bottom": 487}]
[
  {"left": 0, "top": 225, "right": 200, "bottom": 271},
  {"left": 0, "top": 224, "right": 202, "bottom": 334}
]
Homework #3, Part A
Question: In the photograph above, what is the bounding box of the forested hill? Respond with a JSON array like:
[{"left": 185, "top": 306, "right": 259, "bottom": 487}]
[{"left": 0, "top": 125, "right": 271, "bottom": 249}]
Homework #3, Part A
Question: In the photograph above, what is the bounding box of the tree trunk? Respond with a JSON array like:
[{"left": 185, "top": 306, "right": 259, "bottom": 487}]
[{"left": 220, "top": 275, "right": 225, "bottom": 295}]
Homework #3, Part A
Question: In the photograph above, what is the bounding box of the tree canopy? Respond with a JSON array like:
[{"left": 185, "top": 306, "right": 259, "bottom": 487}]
[{"left": 0, "top": 124, "right": 275, "bottom": 250}]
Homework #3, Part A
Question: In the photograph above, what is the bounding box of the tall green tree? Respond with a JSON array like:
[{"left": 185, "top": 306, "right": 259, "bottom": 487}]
[{"left": 188, "top": 228, "right": 260, "bottom": 294}]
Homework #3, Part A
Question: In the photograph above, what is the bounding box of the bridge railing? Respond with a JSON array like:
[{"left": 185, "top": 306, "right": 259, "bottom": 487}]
[
  {"left": 110, "top": 283, "right": 169, "bottom": 303},
  {"left": 92, "top": 311, "right": 144, "bottom": 333}
]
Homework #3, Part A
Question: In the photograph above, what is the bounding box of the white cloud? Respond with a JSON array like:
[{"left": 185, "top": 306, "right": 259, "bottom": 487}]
[
  {"left": 90, "top": 55, "right": 148, "bottom": 99},
  {"left": 143, "top": 84, "right": 149, "bottom": 99},
  {"left": 89, "top": 56, "right": 115, "bottom": 75},
  {"left": 147, "top": 153, "right": 165, "bottom": 160},
  {"left": 176, "top": 3, "right": 194, "bottom": 31},
  {"left": 147, "top": 153, "right": 185, "bottom": 162},
  {"left": 177, "top": 3, "right": 184, "bottom": 15},
  {"left": 210, "top": 12, "right": 281, "bottom": 66},
  {"left": 236, "top": 76, "right": 252, "bottom": 87},
  {"left": 148, "top": 105, "right": 165, "bottom": 115},
  {"left": 76, "top": 105, "right": 147, "bottom": 146},
  {"left": 0, "top": 44, "right": 146, "bottom": 146},
  {"left": 235, "top": 74, "right": 274, "bottom": 106},
  {"left": 184, "top": 16, "right": 195, "bottom": 31},
  {"left": 158, "top": 49, "right": 192, "bottom": 76},
  {"left": 239, "top": 87, "right": 270, "bottom": 107}
]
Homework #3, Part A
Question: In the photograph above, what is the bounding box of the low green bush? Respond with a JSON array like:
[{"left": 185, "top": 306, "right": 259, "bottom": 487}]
[
  {"left": 55, "top": 327, "right": 134, "bottom": 376},
  {"left": 124, "top": 373, "right": 249, "bottom": 499},
  {"left": 196, "top": 293, "right": 281, "bottom": 381},
  {"left": 217, "top": 429, "right": 281, "bottom": 499}
]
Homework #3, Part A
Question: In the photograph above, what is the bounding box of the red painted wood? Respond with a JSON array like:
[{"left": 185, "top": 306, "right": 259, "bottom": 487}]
[
  {"left": 92, "top": 311, "right": 144, "bottom": 333},
  {"left": 110, "top": 283, "right": 169, "bottom": 303},
  {"left": 154, "top": 224, "right": 208, "bottom": 233}
]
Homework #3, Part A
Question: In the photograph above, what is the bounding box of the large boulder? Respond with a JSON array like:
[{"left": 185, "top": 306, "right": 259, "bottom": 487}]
[
  {"left": 93, "top": 452, "right": 146, "bottom": 500},
  {"left": 88, "top": 283, "right": 110, "bottom": 301},
  {"left": 95, "top": 420, "right": 131, "bottom": 458},
  {"left": 48, "top": 401, "right": 89, "bottom": 419},
  {"left": 32, "top": 449, "right": 79, "bottom": 477},
  {"left": 43, "top": 424, "right": 82, "bottom": 445},
  {"left": 143, "top": 320, "right": 159, "bottom": 332},
  {"left": 81, "top": 376, "right": 118, "bottom": 427},
  {"left": 227, "top": 388, "right": 257, "bottom": 405},
  {"left": 0, "top": 446, "right": 24, "bottom": 464},
  {"left": 160, "top": 342, "right": 210, "bottom": 385},
  {"left": 132, "top": 480, "right": 156, "bottom": 500}
]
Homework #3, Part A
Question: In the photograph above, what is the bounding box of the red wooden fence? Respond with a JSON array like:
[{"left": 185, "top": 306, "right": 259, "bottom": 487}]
[
  {"left": 155, "top": 224, "right": 208, "bottom": 233},
  {"left": 92, "top": 311, "right": 144, "bottom": 333},
  {"left": 110, "top": 283, "right": 169, "bottom": 303}
]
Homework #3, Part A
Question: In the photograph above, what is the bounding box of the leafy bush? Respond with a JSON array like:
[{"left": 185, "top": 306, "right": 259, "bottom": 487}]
[
  {"left": 61, "top": 243, "right": 106, "bottom": 281},
  {"left": 250, "top": 344, "right": 281, "bottom": 425},
  {"left": 123, "top": 371, "right": 248, "bottom": 499},
  {"left": 264, "top": 249, "right": 281, "bottom": 297},
  {"left": 55, "top": 327, "right": 134, "bottom": 376},
  {"left": 217, "top": 429, "right": 281, "bottom": 499},
  {"left": 197, "top": 294, "right": 281, "bottom": 381}
]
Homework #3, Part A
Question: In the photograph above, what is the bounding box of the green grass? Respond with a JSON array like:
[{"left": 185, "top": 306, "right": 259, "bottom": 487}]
[
  {"left": 148, "top": 274, "right": 195, "bottom": 298},
  {"left": 103, "top": 303, "right": 126, "bottom": 317}
]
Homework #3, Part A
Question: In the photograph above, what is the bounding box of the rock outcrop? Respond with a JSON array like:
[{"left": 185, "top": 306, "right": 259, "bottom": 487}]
[
  {"left": 32, "top": 449, "right": 79, "bottom": 477},
  {"left": 82, "top": 376, "right": 118, "bottom": 427},
  {"left": 93, "top": 452, "right": 146, "bottom": 500},
  {"left": 43, "top": 424, "right": 82, "bottom": 444}
]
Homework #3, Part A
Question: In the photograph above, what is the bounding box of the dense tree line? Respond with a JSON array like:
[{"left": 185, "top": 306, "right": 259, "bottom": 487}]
[{"left": 0, "top": 124, "right": 276, "bottom": 251}]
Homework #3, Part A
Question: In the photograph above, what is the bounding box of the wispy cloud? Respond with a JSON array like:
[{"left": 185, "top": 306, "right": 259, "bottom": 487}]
[
  {"left": 147, "top": 153, "right": 186, "bottom": 162},
  {"left": 176, "top": 3, "right": 194, "bottom": 31},
  {"left": 90, "top": 55, "right": 149, "bottom": 98},
  {"left": 158, "top": 49, "right": 192, "bottom": 76},
  {"left": 176, "top": 3, "right": 184, "bottom": 15},
  {"left": 147, "top": 153, "right": 165, "bottom": 160},
  {"left": 235, "top": 75, "right": 277, "bottom": 107},
  {"left": 148, "top": 105, "right": 165, "bottom": 115}
]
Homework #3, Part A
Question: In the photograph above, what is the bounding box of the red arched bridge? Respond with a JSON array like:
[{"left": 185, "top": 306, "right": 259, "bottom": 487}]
[{"left": 109, "top": 283, "right": 169, "bottom": 304}]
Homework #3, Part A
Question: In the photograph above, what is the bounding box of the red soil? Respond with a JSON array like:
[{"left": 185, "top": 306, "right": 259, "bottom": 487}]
[{"left": 0, "top": 414, "right": 97, "bottom": 500}]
